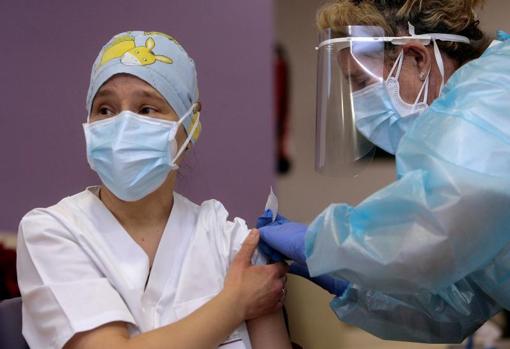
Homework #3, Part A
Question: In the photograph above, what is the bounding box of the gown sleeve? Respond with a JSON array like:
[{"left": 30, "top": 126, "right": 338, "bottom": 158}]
[
  {"left": 305, "top": 39, "right": 510, "bottom": 342},
  {"left": 331, "top": 278, "right": 501, "bottom": 343},
  {"left": 17, "top": 208, "right": 135, "bottom": 349}
]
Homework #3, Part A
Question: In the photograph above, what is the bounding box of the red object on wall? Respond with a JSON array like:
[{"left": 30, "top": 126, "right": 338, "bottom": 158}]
[{"left": 274, "top": 44, "right": 292, "bottom": 174}]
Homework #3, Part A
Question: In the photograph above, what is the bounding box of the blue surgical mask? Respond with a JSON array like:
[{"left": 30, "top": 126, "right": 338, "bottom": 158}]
[
  {"left": 354, "top": 50, "right": 430, "bottom": 154},
  {"left": 83, "top": 105, "right": 199, "bottom": 201}
]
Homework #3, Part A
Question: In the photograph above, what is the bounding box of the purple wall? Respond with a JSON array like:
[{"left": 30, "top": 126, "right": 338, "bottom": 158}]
[{"left": 0, "top": 0, "right": 274, "bottom": 231}]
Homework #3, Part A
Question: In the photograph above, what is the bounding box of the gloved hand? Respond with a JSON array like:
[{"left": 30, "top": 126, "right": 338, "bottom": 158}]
[
  {"left": 257, "top": 209, "right": 349, "bottom": 296},
  {"left": 256, "top": 209, "right": 307, "bottom": 265},
  {"left": 256, "top": 209, "right": 289, "bottom": 262},
  {"left": 289, "top": 263, "right": 350, "bottom": 297}
]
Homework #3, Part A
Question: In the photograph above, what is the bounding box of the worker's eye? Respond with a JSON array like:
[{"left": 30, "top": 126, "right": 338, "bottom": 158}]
[
  {"left": 349, "top": 75, "right": 374, "bottom": 91},
  {"left": 139, "top": 106, "right": 158, "bottom": 115},
  {"left": 357, "top": 79, "right": 368, "bottom": 89}
]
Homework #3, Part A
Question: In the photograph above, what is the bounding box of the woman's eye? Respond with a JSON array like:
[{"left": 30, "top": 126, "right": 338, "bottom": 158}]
[
  {"left": 140, "top": 106, "right": 157, "bottom": 115},
  {"left": 99, "top": 107, "right": 114, "bottom": 116}
]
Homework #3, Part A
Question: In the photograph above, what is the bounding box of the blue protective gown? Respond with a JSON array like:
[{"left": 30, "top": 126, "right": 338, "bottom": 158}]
[{"left": 305, "top": 38, "right": 510, "bottom": 343}]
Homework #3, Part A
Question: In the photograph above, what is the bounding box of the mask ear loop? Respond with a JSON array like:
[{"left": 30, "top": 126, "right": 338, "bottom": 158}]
[
  {"left": 412, "top": 69, "right": 430, "bottom": 108},
  {"left": 173, "top": 104, "right": 201, "bottom": 166},
  {"left": 432, "top": 39, "right": 446, "bottom": 92},
  {"left": 387, "top": 49, "right": 405, "bottom": 82}
]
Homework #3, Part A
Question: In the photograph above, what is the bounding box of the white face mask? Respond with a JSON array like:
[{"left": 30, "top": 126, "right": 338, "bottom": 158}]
[
  {"left": 83, "top": 104, "right": 200, "bottom": 202},
  {"left": 353, "top": 37, "right": 453, "bottom": 154}
]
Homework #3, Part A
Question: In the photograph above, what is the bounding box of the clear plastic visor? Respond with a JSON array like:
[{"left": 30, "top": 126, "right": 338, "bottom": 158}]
[{"left": 315, "top": 26, "right": 387, "bottom": 176}]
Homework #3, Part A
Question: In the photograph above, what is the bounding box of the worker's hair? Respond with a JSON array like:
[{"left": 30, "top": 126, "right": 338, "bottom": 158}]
[{"left": 317, "top": 0, "right": 489, "bottom": 65}]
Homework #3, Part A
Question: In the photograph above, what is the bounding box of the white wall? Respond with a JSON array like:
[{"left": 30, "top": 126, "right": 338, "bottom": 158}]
[{"left": 479, "top": 1, "right": 510, "bottom": 34}]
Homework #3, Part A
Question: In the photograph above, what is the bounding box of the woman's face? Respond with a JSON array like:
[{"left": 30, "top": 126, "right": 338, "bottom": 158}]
[{"left": 89, "top": 74, "right": 187, "bottom": 146}]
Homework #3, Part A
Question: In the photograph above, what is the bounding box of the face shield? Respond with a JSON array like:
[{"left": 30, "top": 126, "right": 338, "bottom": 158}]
[
  {"left": 315, "top": 26, "right": 385, "bottom": 176},
  {"left": 315, "top": 24, "right": 470, "bottom": 176}
]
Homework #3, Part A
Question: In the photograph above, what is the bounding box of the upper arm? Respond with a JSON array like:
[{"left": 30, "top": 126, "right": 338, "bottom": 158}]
[
  {"left": 247, "top": 311, "right": 291, "bottom": 349},
  {"left": 17, "top": 210, "right": 135, "bottom": 349}
]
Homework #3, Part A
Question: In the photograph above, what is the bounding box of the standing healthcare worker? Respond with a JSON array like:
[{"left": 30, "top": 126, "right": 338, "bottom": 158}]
[
  {"left": 259, "top": 0, "right": 510, "bottom": 343},
  {"left": 16, "top": 31, "right": 291, "bottom": 349}
]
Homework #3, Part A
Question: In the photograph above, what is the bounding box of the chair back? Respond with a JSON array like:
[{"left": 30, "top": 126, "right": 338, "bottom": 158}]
[{"left": 0, "top": 297, "right": 29, "bottom": 348}]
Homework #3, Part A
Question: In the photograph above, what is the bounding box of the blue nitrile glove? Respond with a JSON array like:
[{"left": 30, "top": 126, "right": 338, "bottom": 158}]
[
  {"left": 257, "top": 210, "right": 348, "bottom": 295},
  {"left": 256, "top": 209, "right": 288, "bottom": 262},
  {"left": 257, "top": 209, "right": 307, "bottom": 265},
  {"left": 256, "top": 208, "right": 290, "bottom": 227},
  {"left": 289, "top": 263, "right": 350, "bottom": 297}
]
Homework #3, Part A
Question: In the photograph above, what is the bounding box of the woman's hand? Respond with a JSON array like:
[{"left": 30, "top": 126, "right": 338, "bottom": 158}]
[{"left": 224, "top": 230, "right": 288, "bottom": 320}]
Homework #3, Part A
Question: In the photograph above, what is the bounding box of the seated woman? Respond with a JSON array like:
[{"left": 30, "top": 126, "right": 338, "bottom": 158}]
[{"left": 16, "top": 31, "right": 291, "bottom": 349}]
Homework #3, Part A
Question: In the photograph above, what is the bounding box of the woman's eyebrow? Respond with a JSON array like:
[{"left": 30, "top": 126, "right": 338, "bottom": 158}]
[{"left": 95, "top": 89, "right": 115, "bottom": 98}]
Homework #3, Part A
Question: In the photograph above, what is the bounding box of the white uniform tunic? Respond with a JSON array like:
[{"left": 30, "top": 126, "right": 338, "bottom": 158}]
[{"left": 17, "top": 187, "right": 261, "bottom": 349}]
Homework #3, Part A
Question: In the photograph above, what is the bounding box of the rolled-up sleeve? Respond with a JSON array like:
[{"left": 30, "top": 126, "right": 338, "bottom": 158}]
[
  {"left": 17, "top": 208, "right": 135, "bottom": 349},
  {"left": 203, "top": 200, "right": 266, "bottom": 266},
  {"left": 224, "top": 218, "right": 267, "bottom": 267}
]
